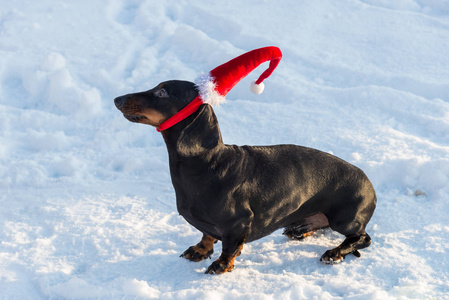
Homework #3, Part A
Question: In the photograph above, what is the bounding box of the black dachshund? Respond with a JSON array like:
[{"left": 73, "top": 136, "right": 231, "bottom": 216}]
[{"left": 114, "top": 80, "right": 376, "bottom": 274}]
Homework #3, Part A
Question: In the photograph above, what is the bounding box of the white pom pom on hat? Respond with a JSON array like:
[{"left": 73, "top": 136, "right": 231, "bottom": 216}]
[
  {"left": 157, "top": 46, "right": 282, "bottom": 132},
  {"left": 250, "top": 80, "right": 265, "bottom": 94}
]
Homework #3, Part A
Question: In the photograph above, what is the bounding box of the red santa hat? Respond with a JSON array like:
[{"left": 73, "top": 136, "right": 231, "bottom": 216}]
[{"left": 157, "top": 46, "right": 282, "bottom": 132}]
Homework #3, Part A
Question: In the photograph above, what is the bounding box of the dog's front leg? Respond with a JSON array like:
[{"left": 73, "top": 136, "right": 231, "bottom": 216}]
[
  {"left": 181, "top": 234, "right": 217, "bottom": 262},
  {"left": 205, "top": 234, "right": 246, "bottom": 275}
]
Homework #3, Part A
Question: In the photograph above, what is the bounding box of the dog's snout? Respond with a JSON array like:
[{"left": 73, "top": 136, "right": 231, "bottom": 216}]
[{"left": 114, "top": 96, "right": 127, "bottom": 109}]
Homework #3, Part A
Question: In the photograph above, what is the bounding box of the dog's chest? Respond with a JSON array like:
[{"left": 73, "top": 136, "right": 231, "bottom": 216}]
[{"left": 178, "top": 203, "right": 223, "bottom": 239}]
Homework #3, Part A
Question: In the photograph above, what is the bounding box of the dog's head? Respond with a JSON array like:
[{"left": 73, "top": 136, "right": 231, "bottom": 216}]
[
  {"left": 114, "top": 80, "right": 222, "bottom": 156},
  {"left": 114, "top": 80, "right": 198, "bottom": 127}
]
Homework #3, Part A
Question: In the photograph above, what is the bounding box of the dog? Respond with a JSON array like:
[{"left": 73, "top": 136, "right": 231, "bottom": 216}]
[{"left": 114, "top": 80, "right": 377, "bottom": 274}]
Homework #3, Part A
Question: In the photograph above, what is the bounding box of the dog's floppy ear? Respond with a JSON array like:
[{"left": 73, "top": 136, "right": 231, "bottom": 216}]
[{"left": 176, "top": 104, "right": 221, "bottom": 157}]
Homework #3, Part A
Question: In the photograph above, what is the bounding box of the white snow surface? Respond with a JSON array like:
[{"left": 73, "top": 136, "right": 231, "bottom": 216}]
[{"left": 1, "top": 0, "right": 449, "bottom": 299}]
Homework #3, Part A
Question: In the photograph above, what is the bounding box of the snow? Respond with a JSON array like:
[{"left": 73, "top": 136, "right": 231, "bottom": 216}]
[{"left": 1, "top": 0, "right": 449, "bottom": 298}]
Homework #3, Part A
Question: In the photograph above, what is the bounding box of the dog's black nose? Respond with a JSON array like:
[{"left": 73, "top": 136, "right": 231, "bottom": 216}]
[{"left": 114, "top": 96, "right": 126, "bottom": 109}]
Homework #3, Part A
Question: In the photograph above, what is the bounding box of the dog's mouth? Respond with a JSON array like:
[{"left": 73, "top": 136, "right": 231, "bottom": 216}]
[{"left": 124, "top": 114, "right": 148, "bottom": 123}]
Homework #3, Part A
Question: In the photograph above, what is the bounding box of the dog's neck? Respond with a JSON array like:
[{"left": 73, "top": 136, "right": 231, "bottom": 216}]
[{"left": 161, "top": 104, "right": 223, "bottom": 159}]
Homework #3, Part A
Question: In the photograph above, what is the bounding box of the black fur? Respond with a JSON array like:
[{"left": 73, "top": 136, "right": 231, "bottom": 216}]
[{"left": 114, "top": 80, "right": 377, "bottom": 274}]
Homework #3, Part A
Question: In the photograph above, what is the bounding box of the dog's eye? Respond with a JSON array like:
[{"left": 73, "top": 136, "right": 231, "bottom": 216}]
[{"left": 155, "top": 88, "right": 168, "bottom": 98}]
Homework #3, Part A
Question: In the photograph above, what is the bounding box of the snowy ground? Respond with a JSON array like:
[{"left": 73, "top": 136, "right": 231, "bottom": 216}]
[{"left": 1, "top": 0, "right": 449, "bottom": 299}]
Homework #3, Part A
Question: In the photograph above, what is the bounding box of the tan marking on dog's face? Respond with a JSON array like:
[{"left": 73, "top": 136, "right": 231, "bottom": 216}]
[{"left": 138, "top": 109, "right": 167, "bottom": 127}]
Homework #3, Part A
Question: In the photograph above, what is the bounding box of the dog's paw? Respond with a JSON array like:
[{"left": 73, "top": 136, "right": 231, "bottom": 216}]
[
  {"left": 283, "top": 228, "right": 317, "bottom": 240},
  {"left": 180, "top": 245, "right": 213, "bottom": 262},
  {"left": 320, "top": 249, "right": 344, "bottom": 264},
  {"left": 320, "top": 249, "right": 361, "bottom": 264},
  {"left": 205, "top": 258, "right": 234, "bottom": 275}
]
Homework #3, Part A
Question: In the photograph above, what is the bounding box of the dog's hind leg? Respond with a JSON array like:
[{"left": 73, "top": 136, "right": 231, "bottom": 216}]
[
  {"left": 283, "top": 226, "right": 317, "bottom": 240},
  {"left": 321, "top": 191, "right": 376, "bottom": 263},
  {"left": 284, "top": 212, "right": 330, "bottom": 240},
  {"left": 320, "top": 182, "right": 376, "bottom": 264},
  {"left": 320, "top": 232, "right": 371, "bottom": 264},
  {"left": 181, "top": 234, "right": 217, "bottom": 262}
]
